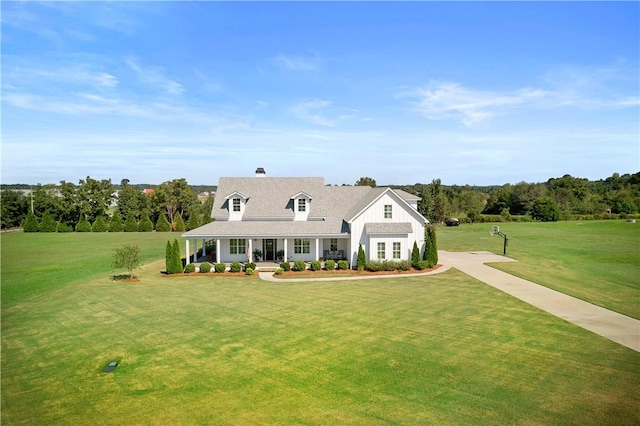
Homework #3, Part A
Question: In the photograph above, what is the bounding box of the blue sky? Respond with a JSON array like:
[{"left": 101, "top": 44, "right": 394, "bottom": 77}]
[{"left": 2, "top": 1, "right": 638, "bottom": 186}]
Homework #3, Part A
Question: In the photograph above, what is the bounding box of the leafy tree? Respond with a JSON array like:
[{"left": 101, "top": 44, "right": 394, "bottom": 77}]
[
  {"left": 532, "top": 197, "right": 560, "bottom": 222},
  {"left": 411, "top": 241, "right": 420, "bottom": 267},
  {"left": 117, "top": 181, "right": 147, "bottom": 221},
  {"left": 355, "top": 177, "right": 377, "bottom": 187},
  {"left": 92, "top": 215, "right": 108, "bottom": 232},
  {"left": 77, "top": 176, "right": 114, "bottom": 223},
  {"left": 155, "top": 214, "right": 171, "bottom": 232},
  {"left": 200, "top": 194, "right": 214, "bottom": 225},
  {"left": 137, "top": 211, "right": 154, "bottom": 232},
  {"left": 39, "top": 210, "right": 58, "bottom": 232},
  {"left": 430, "top": 179, "right": 446, "bottom": 223},
  {"left": 58, "top": 181, "right": 81, "bottom": 227},
  {"left": 23, "top": 211, "right": 40, "bottom": 232},
  {"left": 112, "top": 244, "right": 142, "bottom": 280},
  {"left": 173, "top": 212, "right": 186, "bottom": 232},
  {"left": 424, "top": 225, "right": 438, "bottom": 265},
  {"left": 1, "top": 189, "right": 28, "bottom": 229},
  {"left": 109, "top": 210, "right": 123, "bottom": 232},
  {"left": 357, "top": 244, "right": 366, "bottom": 271},
  {"left": 75, "top": 216, "right": 92, "bottom": 232},
  {"left": 123, "top": 214, "right": 138, "bottom": 232},
  {"left": 150, "top": 178, "right": 199, "bottom": 226}
]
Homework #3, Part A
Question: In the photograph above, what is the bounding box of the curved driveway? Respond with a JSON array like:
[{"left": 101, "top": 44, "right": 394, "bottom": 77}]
[{"left": 260, "top": 250, "right": 640, "bottom": 352}]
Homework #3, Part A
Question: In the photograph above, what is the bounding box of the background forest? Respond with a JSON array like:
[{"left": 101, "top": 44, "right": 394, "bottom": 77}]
[{"left": 2, "top": 172, "right": 639, "bottom": 232}]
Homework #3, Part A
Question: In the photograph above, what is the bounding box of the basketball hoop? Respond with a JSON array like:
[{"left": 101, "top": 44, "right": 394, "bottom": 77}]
[{"left": 490, "top": 225, "right": 508, "bottom": 255}]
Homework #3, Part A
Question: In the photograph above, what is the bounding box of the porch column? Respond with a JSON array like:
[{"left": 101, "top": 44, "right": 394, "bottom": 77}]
[
  {"left": 315, "top": 238, "right": 320, "bottom": 261},
  {"left": 193, "top": 240, "right": 198, "bottom": 263},
  {"left": 185, "top": 239, "right": 190, "bottom": 265},
  {"left": 248, "top": 239, "right": 253, "bottom": 262},
  {"left": 202, "top": 239, "right": 207, "bottom": 257},
  {"left": 283, "top": 238, "right": 288, "bottom": 262},
  {"left": 216, "top": 239, "right": 221, "bottom": 264}
]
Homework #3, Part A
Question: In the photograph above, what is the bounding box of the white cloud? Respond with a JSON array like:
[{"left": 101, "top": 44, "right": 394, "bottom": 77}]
[
  {"left": 290, "top": 100, "right": 356, "bottom": 127},
  {"left": 270, "top": 53, "right": 323, "bottom": 72},
  {"left": 126, "top": 58, "right": 184, "bottom": 95}
]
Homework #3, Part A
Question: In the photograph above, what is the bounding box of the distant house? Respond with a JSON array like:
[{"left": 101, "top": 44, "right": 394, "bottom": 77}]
[
  {"left": 182, "top": 169, "right": 427, "bottom": 266},
  {"left": 143, "top": 188, "right": 154, "bottom": 195}
]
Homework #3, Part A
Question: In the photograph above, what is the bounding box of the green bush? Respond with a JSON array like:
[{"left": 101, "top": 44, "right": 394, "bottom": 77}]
[
  {"left": 397, "top": 260, "right": 412, "bottom": 271},
  {"left": 357, "top": 244, "right": 366, "bottom": 271},
  {"left": 199, "top": 261, "right": 211, "bottom": 273},
  {"left": 280, "top": 261, "right": 291, "bottom": 272},
  {"left": 415, "top": 260, "right": 434, "bottom": 270},
  {"left": 91, "top": 216, "right": 108, "bottom": 232},
  {"left": 275, "top": 267, "right": 284, "bottom": 275},
  {"left": 366, "top": 261, "right": 383, "bottom": 272},
  {"left": 411, "top": 241, "right": 420, "bottom": 267},
  {"left": 137, "top": 212, "right": 154, "bottom": 232},
  {"left": 75, "top": 217, "right": 92, "bottom": 232},
  {"left": 155, "top": 214, "right": 171, "bottom": 232},
  {"left": 22, "top": 212, "right": 40, "bottom": 232},
  {"left": 245, "top": 268, "right": 254, "bottom": 275},
  {"left": 56, "top": 221, "right": 73, "bottom": 233},
  {"left": 184, "top": 263, "right": 196, "bottom": 273},
  {"left": 215, "top": 263, "right": 226, "bottom": 273},
  {"left": 292, "top": 260, "right": 306, "bottom": 272},
  {"left": 173, "top": 212, "right": 186, "bottom": 232},
  {"left": 39, "top": 210, "right": 57, "bottom": 232},
  {"left": 123, "top": 215, "right": 138, "bottom": 232},
  {"left": 109, "top": 210, "right": 123, "bottom": 232},
  {"left": 244, "top": 262, "right": 256, "bottom": 272},
  {"left": 230, "top": 261, "right": 242, "bottom": 273},
  {"left": 337, "top": 260, "right": 349, "bottom": 270},
  {"left": 325, "top": 259, "right": 336, "bottom": 271},
  {"left": 310, "top": 260, "right": 322, "bottom": 271}
]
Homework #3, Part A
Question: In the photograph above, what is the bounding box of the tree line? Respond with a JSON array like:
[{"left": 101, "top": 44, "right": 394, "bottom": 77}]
[{"left": 1, "top": 177, "right": 214, "bottom": 232}]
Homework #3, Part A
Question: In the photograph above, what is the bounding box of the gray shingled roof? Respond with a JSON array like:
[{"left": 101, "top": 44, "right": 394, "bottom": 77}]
[{"left": 364, "top": 222, "right": 413, "bottom": 235}]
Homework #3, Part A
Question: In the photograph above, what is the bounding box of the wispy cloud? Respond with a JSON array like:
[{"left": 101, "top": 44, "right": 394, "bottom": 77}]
[
  {"left": 290, "top": 100, "right": 356, "bottom": 127},
  {"left": 270, "top": 52, "right": 323, "bottom": 72},
  {"left": 126, "top": 57, "right": 184, "bottom": 95}
]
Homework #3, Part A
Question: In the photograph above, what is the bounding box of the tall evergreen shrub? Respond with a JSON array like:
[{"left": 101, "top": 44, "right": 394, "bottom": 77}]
[
  {"left": 137, "top": 211, "right": 154, "bottom": 232},
  {"left": 357, "top": 244, "right": 366, "bottom": 271},
  {"left": 155, "top": 214, "right": 171, "bottom": 232},
  {"left": 423, "top": 225, "right": 438, "bottom": 265},
  {"left": 173, "top": 212, "right": 186, "bottom": 232},
  {"left": 75, "top": 216, "right": 92, "bottom": 232},
  {"left": 171, "top": 239, "right": 182, "bottom": 273},
  {"left": 123, "top": 214, "right": 138, "bottom": 232},
  {"left": 23, "top": 212, "right": 40, "bottom": 232},
  {"left": 411, "top": 241, "right": 420, "bottom": 267},
  {"left": 186, "top": 212, "right": 200, "bottom": 231},
  {"left": 39, "top": 210, "right": 57, "bottom": 232},
  {"left": 92, "top": 215, "right": 108, "bottom": 232},
  {"left": 109, "top": 210, "right": 123, "bottom": 232}
]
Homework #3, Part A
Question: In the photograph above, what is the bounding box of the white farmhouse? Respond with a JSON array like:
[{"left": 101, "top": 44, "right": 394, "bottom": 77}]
[{"left": 182, "top": 169, "right": 428, "bottom": 267}]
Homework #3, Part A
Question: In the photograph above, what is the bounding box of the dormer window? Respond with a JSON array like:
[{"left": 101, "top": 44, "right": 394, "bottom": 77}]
[
  {"left": 225, "top": 191, "right": 249, "bottom": 221},
  {"left": 291, "top": 191, "right": 312, "bottom": 221},
  {"left": 233, "top": 198, "right": 241, "bottom": 212},
  {"left": 298, "top": 198, "right": 306, "bottom": 212}
]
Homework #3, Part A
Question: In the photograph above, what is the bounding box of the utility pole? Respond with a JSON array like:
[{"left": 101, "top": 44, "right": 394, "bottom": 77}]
[{"left": 30, "top": 186, "right": 34, "bottom": 214}]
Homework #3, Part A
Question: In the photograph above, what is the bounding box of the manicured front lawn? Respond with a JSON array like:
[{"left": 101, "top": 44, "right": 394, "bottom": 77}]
[{"left": 438, "top": 220, "right": 640, "bottom": 318}]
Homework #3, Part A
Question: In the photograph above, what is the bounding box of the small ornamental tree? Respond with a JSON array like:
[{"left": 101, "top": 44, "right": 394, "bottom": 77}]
[
  {"left": 357, "top": 244, "right": 366, "bottom": 272},
  {"left": 532, "top": 197, "right": 561, "bottom": 222},
  {"left": 91, "top": 215, "right": 108, "bottom": 232},
  {"left": 23, "top": 211, "right": 40, "bottom": 232},
  {"left": 75, "top": 216, "right": 92, "bottom": 232},
  {"left": 173, "top": 212, "right": 186, "bottom": 232},
  {"left": 137, "top": 211, "right": 154, "bottom": 232},
  {"left": 186, "top": 212, "right": 200, "bottom": 231},
  {"left": 112, "top": 244, "right": 142, "bottom": 280},
  {"left": 109, "top": 210, "right": 123, "bottom": 232},
  {"left": 411, "top": 241, "right": 420, "bottom": 267},
  {"left": 155, "top": 214, "right": 171, "bottom": 232},
  {"left": 39, "top": 210, "right": 57, "bottom": 232},
  {"left": 123, "top": 214, "right": 138, "bottom": 232}
]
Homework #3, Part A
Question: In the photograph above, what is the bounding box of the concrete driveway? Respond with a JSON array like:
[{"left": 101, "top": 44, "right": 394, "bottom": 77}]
[{"left": 260, "top": 251, "right": 640, "bottom": 352}]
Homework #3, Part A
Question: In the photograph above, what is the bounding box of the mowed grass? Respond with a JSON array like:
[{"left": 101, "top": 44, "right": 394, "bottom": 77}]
[
  {"left": 2, "top": 231, "right": 639, "bottom": 424},
  {"left": 438, "top": 220, "right": 640, "bottom": 319}
]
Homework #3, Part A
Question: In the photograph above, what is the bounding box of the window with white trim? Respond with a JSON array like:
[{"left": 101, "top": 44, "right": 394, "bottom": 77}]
[
  {"left": 330, "top": 238, "right": 338, "bottom": 252},
  {"left": 384, "top": 204, "right": 392, "bottom": 219},
  {"left": 393, "top": 242, "right": 401, "bottom": 259},
  {"left": 230, "top": 238, "right": 246, "bottom": 254},
  {"left": 233, "top": 198, "right": 241, "bottom": 212},
  {"left": 298, "top": 198, "right": 306, "bottom": 212},
  {"left": 377, "top": 242, "right": 386, "bottom": 259},
  {"left": 294, "top": 238, "right": 310, "bottom": 254}
]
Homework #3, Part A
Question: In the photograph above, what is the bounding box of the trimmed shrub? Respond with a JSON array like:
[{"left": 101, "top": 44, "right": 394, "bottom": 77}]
[
  {"left": 155, "top": 214, "right": 171, "bottom": 232},
  {"left": 424, "top": 225, "right": 438, "bottom": 265},
  {"left": 75, "top": 217, "right": 92, "bottom": 232},
  {"left": 244, "top": 262, "right": 256, "bottom": 272},
  {"left": 109, "top": 210, "right": 123, "bottom": 232},
  {"left": 56, "top": 221, "right": 73, "bottom": 233},
  {"left": 397, "top": 260, "right": 412, "bottom": 271},
  {"left": 137, "top": 212, "right": 154, "bottom": 232},
  {"left": 215, "top": 263, "right": 226, "bottom": 273},
  {"left": 123, "top": 214, "right": 138, "bottom": 232},
  {"left": 230, "top": 261, "right": 242, "bottom": 273},
  {"left": 275, "top": 267, "right": 284, "bottom": 275},
  {"left": 415, "top": 260, "right": 434, "bottom": 270},
  {"left": 173, "top": 212, "right": 186, "bottom": 232},
  {"left": 22, "top": 212, "right": 40, "bottom": 232},
  {"left": 357, "top": 244, "right": 366, "bottom": 271},
  {"left": 184, "top": 263, "right": 196, "bottom": 273},
  {"left": 325, "top": 259, "right": 336, "bottom": 271},
  {"left": 91, "top": 215, "right": 108, "bottom": 232},
  {"left": 199, "top": 261, "right": 211, "bottom": 273},
  {"left": 337, "top": 260, "right": 349, "bottom": 270},
  {"left": 292, "top": 259, "right": 306, "bottom": 272},
  {"left": 172, "top": 239, "right": 183, "bottom": 274},
  {"left": 310, "top": 260, "right": 322, "bottom": 271},
  {"left": 280, "top": 261, "right": 291, "bottom": 272},
  {"left": 39, "top": 210, "right": 57, "bottom": 232},
  {"left": 245, "top": 268, "right": 254, "bottom": 276},
  {"left": 366, "top": 261, "right": 383, "bottom": 272},
  {"left": 411, "top": 241, "right": 420, "bottom": 267}
]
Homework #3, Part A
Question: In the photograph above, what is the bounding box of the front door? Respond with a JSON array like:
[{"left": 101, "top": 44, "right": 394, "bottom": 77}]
[{"left": 263, "top": 239, "right": 276, "bottom": 261}]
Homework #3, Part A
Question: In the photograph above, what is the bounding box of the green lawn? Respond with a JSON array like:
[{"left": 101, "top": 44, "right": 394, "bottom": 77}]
[
  {"left": 1, "top": 229, "right": 639, "bottom": 424},
  {"left": 438, "top": 220, "right": 640, "bottom": 319}
]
